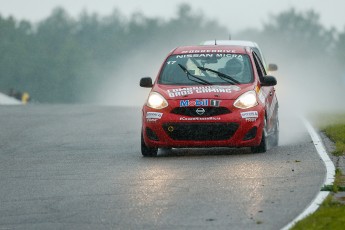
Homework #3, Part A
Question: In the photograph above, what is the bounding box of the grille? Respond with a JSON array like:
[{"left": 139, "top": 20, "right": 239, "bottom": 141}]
[
  {"left": 146, "top": 127, "right": 159, "bottom": 141},
  {"left": 163, "top": 123, "right": 239, "bottom": 141},
  {"left": 170, "top": 107, "right": 231, "bottom": 117},
  {"left": 243, "top": 127, "right": 257, "bottom": 141}
]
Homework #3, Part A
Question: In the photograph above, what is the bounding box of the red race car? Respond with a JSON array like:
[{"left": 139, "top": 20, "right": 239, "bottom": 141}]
[{"left": 140, "top": 44, "right": 279, "bottom": 157}]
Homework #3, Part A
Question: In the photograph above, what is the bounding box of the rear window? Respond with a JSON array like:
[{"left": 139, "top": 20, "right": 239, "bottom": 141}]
[{"left": 158, "top": 53, "right": 253, "bottom": 85}]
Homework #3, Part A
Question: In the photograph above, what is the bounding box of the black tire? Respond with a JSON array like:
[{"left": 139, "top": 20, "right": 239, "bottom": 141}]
[
  {"left": 141, "top": 131, "right": 158, "bottom": 157},
  {"left": 251, "top": 119, "right": 268, "bottom": 153}
]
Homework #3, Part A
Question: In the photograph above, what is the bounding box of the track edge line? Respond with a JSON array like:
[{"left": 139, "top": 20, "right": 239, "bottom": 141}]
[{"left": 280, "top": 118, "right": 335, "bottom": 230}]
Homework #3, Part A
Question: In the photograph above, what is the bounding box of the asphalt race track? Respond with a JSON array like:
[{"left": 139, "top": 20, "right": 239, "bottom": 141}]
[{"left": 0, "top": 105, "right": 325, "bottom": 230}]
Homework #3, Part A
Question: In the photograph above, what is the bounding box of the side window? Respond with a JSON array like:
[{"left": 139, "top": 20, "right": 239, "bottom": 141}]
[{"left": 253, "top": 51, "right": 267, "bottom": 81}]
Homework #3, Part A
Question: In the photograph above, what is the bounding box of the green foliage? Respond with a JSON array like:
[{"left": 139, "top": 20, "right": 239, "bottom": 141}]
[
  {"left": 313, "top": 114, "right": 345, "bottom": 156},
  {"left": 324, "top": 124, "right": 345, "bottom": 156},
  {"left": 321, "top": 169, "right": 345, "bottom": 192},
  {"left": 240, "top": 8, "right": 337, "bottom": 63},
  {"left": 263, "top": 9, "right": 335, "bottom": 54},
  {"left": 291, "top": 196, "right": 345, "bottom": 230},
  {"left": 0, "top": 4, "right": 227, "bottom": 103}
]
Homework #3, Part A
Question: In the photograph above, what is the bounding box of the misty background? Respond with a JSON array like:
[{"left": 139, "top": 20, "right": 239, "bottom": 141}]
[{"left": 1, "top": 3, "right": 345, "bottom": 144}]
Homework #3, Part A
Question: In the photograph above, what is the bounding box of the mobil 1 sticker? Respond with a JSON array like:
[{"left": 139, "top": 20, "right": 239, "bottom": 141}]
[{"left": 179, "top": 99, "right": 221, "bottom": 107}]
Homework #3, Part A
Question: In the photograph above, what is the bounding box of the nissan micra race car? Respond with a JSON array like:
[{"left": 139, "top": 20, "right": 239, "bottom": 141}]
[{"left": 140, "top": 44, "right": 279, "bottom": 157}]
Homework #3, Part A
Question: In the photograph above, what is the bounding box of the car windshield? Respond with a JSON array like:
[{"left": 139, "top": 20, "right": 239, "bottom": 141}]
[{"left": 158, "top": 53, "right": 253, "bottom": 85}]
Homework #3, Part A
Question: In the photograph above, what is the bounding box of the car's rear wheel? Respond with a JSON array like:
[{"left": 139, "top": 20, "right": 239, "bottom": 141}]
[
  {"left": 141, "top": 131, "right": 158, "bottom": 157},
  {"left": 251, "top": 119, "right": 268, "bottom": 153}
]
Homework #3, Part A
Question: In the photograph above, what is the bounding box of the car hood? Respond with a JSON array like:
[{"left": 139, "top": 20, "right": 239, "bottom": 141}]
[{"left": 154, "top": 84, "right": 255, "bottom": 100}]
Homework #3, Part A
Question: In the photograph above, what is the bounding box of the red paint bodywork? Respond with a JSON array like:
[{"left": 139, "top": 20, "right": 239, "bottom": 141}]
[{"left": 141, "top": 45, "right": 278, "bottom": 149}]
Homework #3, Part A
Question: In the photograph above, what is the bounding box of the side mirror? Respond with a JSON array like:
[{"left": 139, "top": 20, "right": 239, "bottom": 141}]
[
  {"left": 140, "top": 77, "right": 153, "bottom": 88},
  {"left": 267, "top": 63, "right": 278, "bottom": 72},
  {"left": 261, "top": 75, "right": 277, "bottom": 86}
]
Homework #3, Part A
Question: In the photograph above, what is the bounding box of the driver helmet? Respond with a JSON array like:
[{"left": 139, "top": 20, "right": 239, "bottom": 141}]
[{"left": 224, "top": 57, "right": 244, "bottom": 77}]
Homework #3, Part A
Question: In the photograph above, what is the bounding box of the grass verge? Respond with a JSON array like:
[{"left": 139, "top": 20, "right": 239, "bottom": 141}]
[
  {"left": 323, "top": 124, "right": 345, "bottom": 156},
  {"left": 312, "top": 113, "right": 345, "bottom": 156},
  {"left": 291, "top": 195, "right": 345, "bottom": 230},
  {"left": 321, "top": 169, "right": 345, "bottom": 192}
]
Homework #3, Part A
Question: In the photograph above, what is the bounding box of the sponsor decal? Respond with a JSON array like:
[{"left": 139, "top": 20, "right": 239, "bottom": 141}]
[
  {"left": 210, "top": 99, "right": 221, "bottom": 107},
  {"left": 179, "top": 117, "right": 221, "bottom": 121},
  {"left": 167, "top": 86, "right": 240, "bottom": 98},
  {"left": 176, "top": 54, "right": 214, "bottom": 59},
  {"left": 180, "top": 50, "right": 236, "bottom": 54},
  {"left": 180, "top": 99, "right": 208, "bottom": 107},
  {"left": 146, "top": 119, "right": 158, "bottom": 122},
  {"left": 240, "top": 111, "right": 258, "bottom": 119},
  {"left": 245, "top": 118, "right": 257, "bottom": 122},
  {"left": 146, "top": 112, "right": 163, "bottom": 119},
  {"left": 179, "top": 99, "right": 222, "bottom": 107},
  {"left": 175, "top": 53, "right": 243, "bottom": 58},
  {"left": 216, "top": 54, "right": 243, "bottom": 59}
]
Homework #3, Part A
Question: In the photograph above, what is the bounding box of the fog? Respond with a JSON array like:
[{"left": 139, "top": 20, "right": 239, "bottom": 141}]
[
  {"left": 95, "top": 46, "right": 167, "bottom": 107},
  {"left": 262, "top": 42, "right": 345, "bottom": 145},
  {"left": 95, "top": 27, "right": 227, "bottom": 106},
  {"left": 95, "top": 15, "right": 345, "bottom": 146}
]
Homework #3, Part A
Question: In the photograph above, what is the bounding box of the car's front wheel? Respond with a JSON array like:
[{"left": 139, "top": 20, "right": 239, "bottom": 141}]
[
  {"left": 251, "top": 119, "right": 268, "bottom": 153},
  {"left": 141, "top": 131, "right": 158, "bottom": 157}
]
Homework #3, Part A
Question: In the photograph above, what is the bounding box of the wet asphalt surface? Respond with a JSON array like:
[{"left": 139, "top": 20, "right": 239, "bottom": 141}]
[{"left": 0, "top": 105, "right": 325, "bottom": 230}]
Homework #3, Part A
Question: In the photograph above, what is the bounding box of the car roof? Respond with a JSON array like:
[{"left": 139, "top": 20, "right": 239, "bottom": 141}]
[
  {"left": 171, "top": 45, "right": 249, "bottom": 55},
  {"left": 201, "top": 40, "right": 259, "bottom": 48}
]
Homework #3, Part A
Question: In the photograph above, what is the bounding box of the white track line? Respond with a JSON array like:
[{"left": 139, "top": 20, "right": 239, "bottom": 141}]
[{"left": 281, "top": 119, "right": 335, "bottom": 230}]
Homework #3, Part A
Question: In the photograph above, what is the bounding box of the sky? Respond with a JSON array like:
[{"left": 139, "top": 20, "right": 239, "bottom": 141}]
[{"left": 0, "top": 0, "right": 344, "bottom": 32}]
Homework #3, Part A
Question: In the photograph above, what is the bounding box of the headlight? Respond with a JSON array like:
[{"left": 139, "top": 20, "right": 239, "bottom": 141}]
[
  {"left": 147, "top": 92, "right": 168, "bottom": 109},
  {"left": 234, "top": 90, "right": 258, "bottom": 109}
]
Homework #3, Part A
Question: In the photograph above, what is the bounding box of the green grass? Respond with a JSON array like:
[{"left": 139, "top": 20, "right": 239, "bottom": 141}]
[
  {"left": 311, "top": 113, "right": 345, "bottom": 156},
  {"left": 311, "top": 113, "right": 345, "bottom": 128},
  {"left": 291, "top": 196, "right": 345, "bottom": 230},
  {"left": 321, "top": 169, "right": 345, "bottom": 192},
  {"left": 323, "top": 124, "right": 345, "bottom": 156}
]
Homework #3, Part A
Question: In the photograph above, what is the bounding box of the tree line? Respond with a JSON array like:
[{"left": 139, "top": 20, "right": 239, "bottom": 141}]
[{"left": 0, "top": 4, "right": 344, "bottom": 103}]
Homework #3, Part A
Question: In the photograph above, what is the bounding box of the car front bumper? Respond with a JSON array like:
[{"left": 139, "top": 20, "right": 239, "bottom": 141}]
[{"left": 142, "top": 105, "right": 265, "bottom": 148}]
